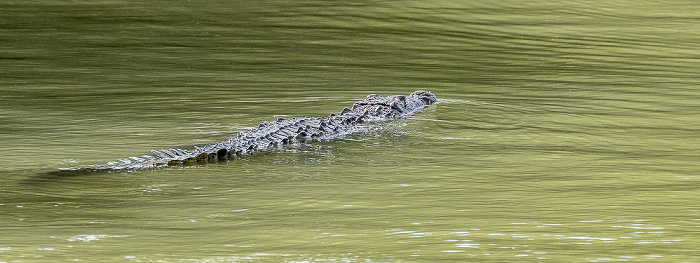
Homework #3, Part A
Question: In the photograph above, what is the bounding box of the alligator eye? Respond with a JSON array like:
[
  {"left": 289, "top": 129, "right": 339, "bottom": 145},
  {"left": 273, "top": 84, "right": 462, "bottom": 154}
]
[{"left": 390, "top": 101, "right": 400, "bottom": 110}]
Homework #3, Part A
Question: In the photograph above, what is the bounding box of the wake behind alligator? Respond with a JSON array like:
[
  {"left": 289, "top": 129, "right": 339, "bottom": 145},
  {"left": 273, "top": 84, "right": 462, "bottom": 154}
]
[{"left": 67, "top": 90, "right": 437, "bottom": 172}]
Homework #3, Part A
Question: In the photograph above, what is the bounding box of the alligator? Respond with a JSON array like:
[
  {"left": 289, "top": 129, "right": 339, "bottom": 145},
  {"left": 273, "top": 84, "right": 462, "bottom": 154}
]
[{"left": 72, "top": 90, "right": 437, "bottom": 171}]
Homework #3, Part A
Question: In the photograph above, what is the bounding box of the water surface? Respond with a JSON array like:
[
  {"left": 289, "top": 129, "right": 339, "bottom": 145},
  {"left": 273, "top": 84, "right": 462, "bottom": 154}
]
[{"left": 1, "top": 0, "right": 699, "bottom": 262}]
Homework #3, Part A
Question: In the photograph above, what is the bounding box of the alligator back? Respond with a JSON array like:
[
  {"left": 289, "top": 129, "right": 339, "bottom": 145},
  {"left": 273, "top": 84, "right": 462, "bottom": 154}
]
[{"left": 70, "top": 90, "right": 436, "bottom": 171}]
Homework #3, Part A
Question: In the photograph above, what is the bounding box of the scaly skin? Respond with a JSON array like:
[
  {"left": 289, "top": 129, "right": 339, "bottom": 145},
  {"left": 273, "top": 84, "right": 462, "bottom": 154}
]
[{"left": 79, "top": 90, "right": 436, "bottom": 171}]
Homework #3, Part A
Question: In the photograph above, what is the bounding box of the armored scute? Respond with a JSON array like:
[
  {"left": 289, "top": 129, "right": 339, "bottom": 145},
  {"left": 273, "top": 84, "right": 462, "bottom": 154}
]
[{"left": 82, "top": 90, "right": 437, "bottom": 171}]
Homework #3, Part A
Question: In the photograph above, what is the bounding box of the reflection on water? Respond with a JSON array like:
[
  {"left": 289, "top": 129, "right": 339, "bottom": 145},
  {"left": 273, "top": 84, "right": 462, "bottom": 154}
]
[{"left": 1, "top": 0, "right": 699, "bottom": 261}]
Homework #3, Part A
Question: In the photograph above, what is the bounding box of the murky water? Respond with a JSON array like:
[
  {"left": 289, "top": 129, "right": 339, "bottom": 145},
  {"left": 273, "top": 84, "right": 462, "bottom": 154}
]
[{"left": 1, "top": 0, "right": 699, "bottom": 262}]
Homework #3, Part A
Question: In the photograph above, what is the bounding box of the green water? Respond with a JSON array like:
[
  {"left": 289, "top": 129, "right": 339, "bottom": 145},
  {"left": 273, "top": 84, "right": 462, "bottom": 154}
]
[{"left": 1, "top": 0, "right": 699, "bottom": 262}]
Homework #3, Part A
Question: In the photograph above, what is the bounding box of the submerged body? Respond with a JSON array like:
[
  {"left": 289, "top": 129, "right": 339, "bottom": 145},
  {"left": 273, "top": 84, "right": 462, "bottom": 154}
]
[{"left": 79, "top": 90, "right": 436, "bottom": 171}]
